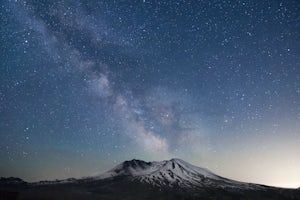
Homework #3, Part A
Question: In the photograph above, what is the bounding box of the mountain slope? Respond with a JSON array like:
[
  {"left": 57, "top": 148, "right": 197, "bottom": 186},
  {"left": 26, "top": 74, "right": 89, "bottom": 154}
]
[
  {"left": 1, "top": 158, "right": 300, "bottom": 200},
  {"left": 94, "top": 158, "right": 260, "bottom": 189}
]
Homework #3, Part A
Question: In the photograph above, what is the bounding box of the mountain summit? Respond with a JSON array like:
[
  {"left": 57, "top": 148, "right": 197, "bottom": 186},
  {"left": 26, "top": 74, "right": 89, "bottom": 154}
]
[
  {"left": 1, "top": 159, "right": 300, "bottom": 200},
  {"left": 94, "top": 158, "right": 252, "bottom": 188}
]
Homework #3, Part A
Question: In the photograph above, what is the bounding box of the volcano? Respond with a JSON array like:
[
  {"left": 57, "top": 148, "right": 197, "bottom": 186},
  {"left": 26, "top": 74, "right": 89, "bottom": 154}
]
[
  {"left": 1, "top": 158, "right": 299, "bottom": 200},
  {"left": 94, "top": 158, "right": 257, "bottom": 189}
]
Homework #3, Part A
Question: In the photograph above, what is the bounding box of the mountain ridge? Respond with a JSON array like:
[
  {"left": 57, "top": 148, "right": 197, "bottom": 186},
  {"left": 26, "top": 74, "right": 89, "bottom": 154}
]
[
  {"left": 1, "top": 158, "right": 300, "bottom": 200},
  {"left": 90, "top": 158, "right": 264, "bottom": 189}
]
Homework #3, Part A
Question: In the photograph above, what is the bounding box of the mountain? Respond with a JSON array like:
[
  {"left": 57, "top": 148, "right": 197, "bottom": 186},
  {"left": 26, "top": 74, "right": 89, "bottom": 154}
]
[
  {"left": 95, "top": 158, "right": 254, "bottom": 189},
  {"left": 1, "top": 158, "right": 300, "bottom": 200},
  {"left": 0, "top": 177, "right": 27, "bottom": 186}
]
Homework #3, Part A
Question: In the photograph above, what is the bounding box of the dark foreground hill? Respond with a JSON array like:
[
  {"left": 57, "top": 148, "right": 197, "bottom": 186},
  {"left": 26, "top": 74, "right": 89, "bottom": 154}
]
[{"left": 1, "top": 159, "right": 299, "bottom": 200}]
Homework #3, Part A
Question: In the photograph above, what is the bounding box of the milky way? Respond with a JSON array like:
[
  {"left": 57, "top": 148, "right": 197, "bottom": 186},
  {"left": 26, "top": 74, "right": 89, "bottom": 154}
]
[{"left": 1, "top": 0, "right": 300, "bottom": 188}]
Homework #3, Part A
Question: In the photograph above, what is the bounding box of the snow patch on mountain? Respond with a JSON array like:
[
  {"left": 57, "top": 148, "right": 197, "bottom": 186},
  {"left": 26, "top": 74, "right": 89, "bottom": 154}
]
[{"left": 93, "top": 158, "right": 258, "bottom": 188}]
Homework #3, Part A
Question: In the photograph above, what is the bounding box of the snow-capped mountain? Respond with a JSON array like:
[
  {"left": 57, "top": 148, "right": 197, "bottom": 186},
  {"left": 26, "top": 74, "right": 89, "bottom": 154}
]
[
  {"left": 1, "top": 159, "right": 300, "bottom": 200},
  {"left": 94, "top": 158, "right": 259, "bottom": 189}
]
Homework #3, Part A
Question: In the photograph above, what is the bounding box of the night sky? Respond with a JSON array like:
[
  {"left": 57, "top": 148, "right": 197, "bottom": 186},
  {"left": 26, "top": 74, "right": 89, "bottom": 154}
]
[{"left": 1, "top": 0, "right": 300, "bottom": 188}]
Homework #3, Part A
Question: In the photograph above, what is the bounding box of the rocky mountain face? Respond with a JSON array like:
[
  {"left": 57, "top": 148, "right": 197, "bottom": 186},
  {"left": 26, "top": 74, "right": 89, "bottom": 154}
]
[
  {"left": 94, "top": 158, "right": 257, "bottom": 189},
  {"left": 1, "top": 159, "right": 300, "bottom": 200}
]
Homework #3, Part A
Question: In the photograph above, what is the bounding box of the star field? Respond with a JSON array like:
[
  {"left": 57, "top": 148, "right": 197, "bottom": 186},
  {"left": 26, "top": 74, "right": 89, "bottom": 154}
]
[{"left": 0, "top": 0, "right": 300, "bottom": 188}]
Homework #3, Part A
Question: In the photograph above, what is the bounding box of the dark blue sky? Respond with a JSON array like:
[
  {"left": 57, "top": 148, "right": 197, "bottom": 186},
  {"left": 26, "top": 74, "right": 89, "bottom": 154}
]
[{"left": 1, "top": 0, "right": 300, "bottom": 187}]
